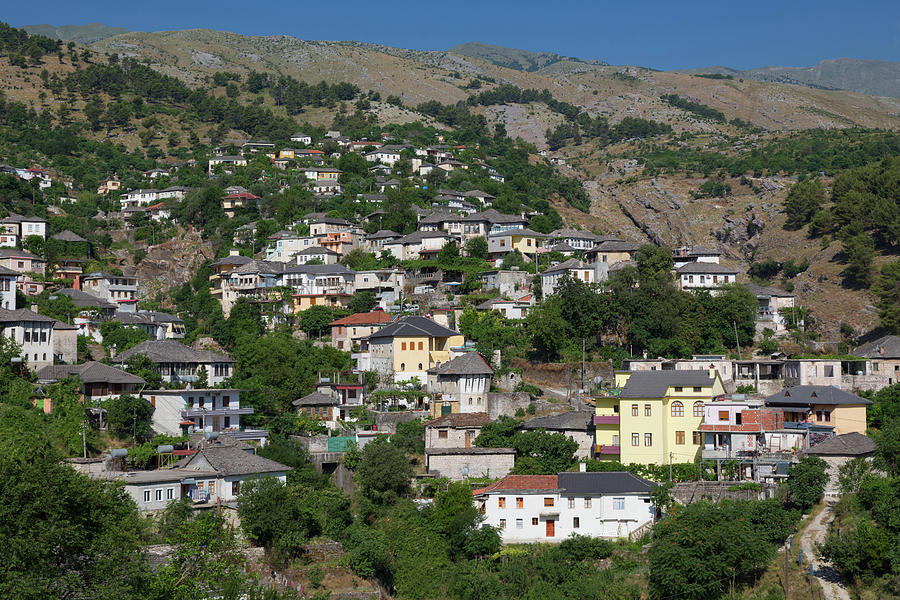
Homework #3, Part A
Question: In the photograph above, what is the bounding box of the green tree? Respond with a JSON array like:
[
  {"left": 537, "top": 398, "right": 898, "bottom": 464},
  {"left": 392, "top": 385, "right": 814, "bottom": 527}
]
[
  {"left": 83, "top": 97, "right": 105, "bottom": 131},
  {"left": 526, "top": 299, "right": 567, "bottom": 361},
  {"left": 236, "top": 477, "right": 321, "bottom": 562},
  {"left": 783, "top": 455, "right": 828, "bottom": 511},
  {"left": 783, "top": 178, "right": 825, "bottom": 229},
  {"left": 355, "top": 436, "right": 413, "bottom": 503},
  {"left": 873, "top": 418, "right": 900, "bottom": 476},
  {"left": 349, "top": 290, "right": 378, "bottom": 314},
  {"left": 99, "top": 321, "right": 150, "bottom": 354},
  {"left": 298, "top": 305, "right": 335, "bottom": 338},
  {"left": 103, "top": 394, "right": 154, "bottom": 442},
  {"left": 464, "top": 236, "right": 488, "bottom": 260},
  {"left": 872, "top": 260, "right": 900, "bottom": 333},
  {"left": 843, "top": 233, "right": 876, "bottom": 287}
]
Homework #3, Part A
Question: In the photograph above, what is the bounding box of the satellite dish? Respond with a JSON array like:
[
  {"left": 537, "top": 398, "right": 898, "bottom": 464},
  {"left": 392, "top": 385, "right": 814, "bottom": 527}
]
[{"left": 461, "top": 465, "right": 469, "bottom": 477}]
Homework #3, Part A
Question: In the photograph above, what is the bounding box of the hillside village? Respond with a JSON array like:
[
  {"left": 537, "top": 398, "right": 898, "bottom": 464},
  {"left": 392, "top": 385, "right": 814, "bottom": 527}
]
[{"left": 2, "top": 19, "right": 900, "bottom": 600}]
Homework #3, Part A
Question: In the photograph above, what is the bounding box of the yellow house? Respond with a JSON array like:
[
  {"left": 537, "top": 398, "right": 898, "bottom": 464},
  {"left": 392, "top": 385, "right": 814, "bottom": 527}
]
[
  {"left": 764, "top": 386, "right": 872, "bottom": 436},
  {"left": 595, "top": 370, "right": 726, "bottom": 465},
  {"left": 487, "top": 228, "right": 547, "bottom": 259},
  {"left": 366, "top": 316, "right": 465, "bottom": 384}
]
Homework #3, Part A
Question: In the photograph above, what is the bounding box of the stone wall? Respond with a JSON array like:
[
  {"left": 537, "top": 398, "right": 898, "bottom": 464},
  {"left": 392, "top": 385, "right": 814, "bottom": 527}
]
[
  {"left": 672, "top": 481, "right": 778, "bottom": 504},
  {"left": 425, "top": 451, "right": 514, "bottom": 481},
  {"left": 372, "top": 410, "right": 430, "bottom": 433},
  {"left": 486, "top": 392, "right": 555, "bottom": 420}
]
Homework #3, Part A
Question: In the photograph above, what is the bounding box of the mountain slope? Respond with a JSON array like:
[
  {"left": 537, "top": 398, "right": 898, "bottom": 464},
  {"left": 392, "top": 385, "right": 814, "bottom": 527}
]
[
  {"left": 449, "top": 41, "right": 607, "bottom": 72},
  {"left": 22, "top": 23, "right": 129, "bottom": 45},
  {"left": 682, "top": 58, "right": 900, "bottom": 98}
]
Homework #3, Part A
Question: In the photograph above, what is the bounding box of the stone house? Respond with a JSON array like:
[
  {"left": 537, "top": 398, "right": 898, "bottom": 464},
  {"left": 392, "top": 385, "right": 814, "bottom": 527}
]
[
  {"left": 520, "top": 411, "right": 595, "bottom": 459},
  {"left": 802, "top": 432, "right": 875, "bottom": 497},
  {"left": 424, "top": 412, "right": 490, "bottom": 449},
  {"left": 425, "top": 447, "right": 515, "bottom": 481},
  {"left": 329, "top": 310, "right": 392, "bottom": 351},
  {"left": 855, "top": 335, "right": 900, "bottom": 386},
  {"left": 113, "top": 340, "right": 235, "bottom": 386},
  {"left": 427, "top": 351, "right": 493, "bottom": 416}
]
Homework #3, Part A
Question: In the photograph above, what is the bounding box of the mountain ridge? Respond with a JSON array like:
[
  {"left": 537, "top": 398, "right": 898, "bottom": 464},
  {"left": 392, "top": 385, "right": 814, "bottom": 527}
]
[{"left": 21, "top": 23, "right": 129, "bottom": 45}]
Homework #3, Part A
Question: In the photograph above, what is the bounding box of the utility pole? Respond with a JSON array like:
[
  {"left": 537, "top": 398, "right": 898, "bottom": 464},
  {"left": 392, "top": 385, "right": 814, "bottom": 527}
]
[
  {"left": 81, "top": 422, "right": 87, "bottom": 458},
  {"left": 784, "top": 537, "right": 791, "bottom": 599},
  {"left": 669, "top": 452, "right": 673, "bottom": 482}
]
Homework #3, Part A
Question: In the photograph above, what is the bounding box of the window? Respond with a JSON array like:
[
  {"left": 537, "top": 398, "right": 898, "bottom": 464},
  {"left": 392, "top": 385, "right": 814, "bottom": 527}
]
[
  {"left": 823, "top": 411, "right": 831, "bottom": 423},
  {"left": 573, "top": 517, "right": 580, "bottom": 529},
  {"left": 499, "top": 519, "right": 506, "bottom": 529},
  {"left": 631, "top": 404, "right": 639, "bottom": 417},
  {"left": 644, "top": 433, "right": 652, "bottom": 446},
  {"left": 693, "top": 431, "right": 703, "bottom": 445},
  {"left": 516, "top": 518, "right": 523, "bottom": 529},
  {"left": 631, "top": 433, "right": 640, "bottom": 446},
  {"left": 155, "top": 489, "right": 162, "bottom": 501},
  {"left": 401, "top": 342, "right": 407, "bottom": 351},
  {"left": 166, "top": 488, "right": 174, "bottom": 500},
  {"left": 613, "top": 435, "right": 619, "bottom": 446},
  {"left": 644, "top": 405, "right": 652, "bottom": 417},
  {"left": 584, "top": 498, "right": 591, "bottom": 508},
  {"left": 674, "top": 386, "right": 683, "bottom": 392},
  {"left": 693, "top": 386, "right": 702, "bottom": 392},
  {"left": 671, "top": 401, "right": 684, "bottom": 417},
  {"left": 418, "top": 363, "right": 423, "bottom": 370},
  {"left": 143, "top": 490, "right": 151, "bottom": 503},
  {"left": 824, "top": 365, "right": 834, "bottom": 377},
  {"left": 438, "top": 430, "right": 448, "bottom": 439},
  {"left": 532, "top": 518, "right": 538, "bottom": 526},
  {"left": 222, "top": 396, "right": 230, "bottom": 407},
  {"left": 675, "top": 431, "right": 685, "bottom": 445},
  {"left": 400, "top": 363, "right": 405, "bottom": 370},
  {"left": 223, "top": 417, "right": 230, "bottom": 428},
  {"left": 718, "top": 410, "right": 729, "bottom": 421},
  {"left": 498, "top": 497, "right": 506, "bottom": 508},
  {"left": 516, "top": 497, "right": 523, "bottom": 509},
  {"left": 568, "top": 497, "right": 575, "bottom": 509},
  {"left": 543, "top": 498, "right": 554, "bottom": 507},
  {"left": 613, "top": 498, "right": 625, "bottom": 511},
  {"left": 735, "top": 412, "right": 742, "bottom": 425},
  {"left": 694, "top": 402, "right": 704, "bottom": 417}
]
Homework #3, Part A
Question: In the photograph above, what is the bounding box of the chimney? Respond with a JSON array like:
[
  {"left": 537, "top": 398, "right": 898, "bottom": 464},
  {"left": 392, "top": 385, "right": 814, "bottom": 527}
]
[
  {"left": 229, "top": 248, "right": 240, "bottom": 257},
  {"left": 579, "top": 462, "right": 587, "bottom": 473},
  {"left": 73, "top": 274, "right": 81, "bottom": 290}
]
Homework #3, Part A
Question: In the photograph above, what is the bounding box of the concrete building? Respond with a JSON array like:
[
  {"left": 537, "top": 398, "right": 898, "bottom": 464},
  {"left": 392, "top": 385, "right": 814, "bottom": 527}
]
[
  {"left": 676, "top": 262, "right": 738, "bottom": 294},
  {"left": 765, "top": 386, "right": 872, "bottom": 437},
  {"left": 144, "top": 388, "right": 267, "bottom": 446},
  {"left": 855, "top": 335, "right": 900, "bottom": 385},
  {"left": 540, "top": 259, "right": 598, "bottom": 296},
  {"left": 481, "top": 269, "right": 532, "bottom": 298},
  {"left": 280, "top": 263, "right": 356, "bottom": 313},
  {"left": 330, "top": 310, "right": 392, "bottom": 351},
  {"left": 473, "top": 472, "right": 656, "bottom": 543},
  {"left": 0, "top": 265, "right": 15, "bottom": 309},
  {"left": 0, "top": 308, "right": 56, "bottom": 369},
  {"left": 80, "top": 272, "right": 138, "bottom": 313}
]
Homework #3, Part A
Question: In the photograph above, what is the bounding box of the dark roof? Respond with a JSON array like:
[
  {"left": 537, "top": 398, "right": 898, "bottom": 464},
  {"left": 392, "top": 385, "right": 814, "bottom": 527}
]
[
  {"left": 542, "top": 258, "right": 585, "bottom": 275},
  {"left": 804, "top": 432, "right": 876, "bottom": 456},
  {"left": 56, "top": 288, "right": 116, "bottom": 309},
  {"left": 0, "top": 248, "right": 43, "bottom": 260},
  {"left": 36, "top": 361, "right": 145, "bottom": 385},
  {"left": 311, "top": 217, "right": 350, "bottom": 225},
  {"left": 367, "top": 316, "right": 460, "bottom": 340},
  {"left": 854, "top": 335, "right": 900, "bottom": 359},
  {"left": 0, "top": 265, "right": 16, "bottom": 276},
  {"left": 590, "top": 240, "right": 639, "bottom": 253},
  {"left": 549, "top": 228, "right": 599, "bottom": 240},
  {"left": 548, "top": 242, "right": 577, "bottom": 253},
  {"left": 283, "top": 263, "right": 353, "bottom": 276},
  {"left": 51, "top": 230, "right": 87, "bottom": 243},
  {"left": 557, "top": 471, "right": 657, "bottom": 495},
  {"left": 419, "top": 211, "right": 461, "bottom": 225},
  {"left": 463, "top": 189, "right": 495, "bottom": 199},
  {"left": 115, "top": 310, "right": 183, "bottom": 325},
  {"left": 676, "top": 262, "right": 738, "bottom": 274},
  {"left": 425, "top": 412, "right": 490, "bottom": 428},
  {"left": 292, "top": 391, "right": 338, "bottom": 406},
  {"left": 230, "top": 260, "right": 286, "bottom": 275},
  {"left": 210, "top": 254, "right": 253, "bottom": 267},
  {"left": 520, "top": 411, "right": 593, "bottom": 432},
  {"left": 765, "top": 386, "right": 872, "bottom": 407},
  {"left": 0, "top": 308, "right": 56, "bottom": 323},
  {"left": 427, "top": 352, "right": 493, "bottom": 376},
  {"left": 747, "top": 284, "right": 796, "bottom": 298},
  {"left": 462, "top": 209, "right": 526, "bottom": 225},
  {"left": 114, "top": 340, "right": 234, "bottom": 364},
  {"left": 295, "top": 246, "right": 339, "bottom": 256},
  {"left": 367, "top": 229, "right": 400, "bottom": 240},
  {"left": 620, "top": 370, "right": 715, "bottom": 398},
  {"left": 186, "top": 445, "right": 290, "bottom": 477},
  {"left": 488, "top": 228, "right": 547, "bottom": 238}
]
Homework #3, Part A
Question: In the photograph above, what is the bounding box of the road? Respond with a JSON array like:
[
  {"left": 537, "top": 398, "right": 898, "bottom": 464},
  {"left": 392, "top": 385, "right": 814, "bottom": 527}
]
[{"left": 799, "top": 502, "right": 851, "bottom": 600}]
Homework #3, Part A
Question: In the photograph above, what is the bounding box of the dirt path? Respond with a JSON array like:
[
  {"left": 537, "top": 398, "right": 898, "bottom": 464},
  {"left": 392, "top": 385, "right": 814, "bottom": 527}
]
[{"left": 799, "top": 503, "right": 851, "bottom": 600}]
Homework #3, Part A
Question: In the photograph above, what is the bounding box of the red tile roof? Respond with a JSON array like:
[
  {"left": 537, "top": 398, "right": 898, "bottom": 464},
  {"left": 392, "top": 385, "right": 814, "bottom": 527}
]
[
  {"left": 329, "top": 310, "right": 391, "bottom": 326},
  {"left": 472, "top": 474, "right": 559, "bottom": 496}
]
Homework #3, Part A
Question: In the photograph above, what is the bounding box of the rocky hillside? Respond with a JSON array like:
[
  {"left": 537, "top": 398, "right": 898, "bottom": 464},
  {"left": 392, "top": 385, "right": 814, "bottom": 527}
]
[{"left": 22, "top": 23, "right": 129, "bottom": 45}]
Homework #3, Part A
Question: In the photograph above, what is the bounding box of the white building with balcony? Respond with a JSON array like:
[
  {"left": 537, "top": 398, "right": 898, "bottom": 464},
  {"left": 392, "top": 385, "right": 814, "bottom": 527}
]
[
  {"left": 145, "top": 388, "right": 268, "bottom": 446},
  {"left": 113, "top": 340, "right": 236, "bottom": 386}
]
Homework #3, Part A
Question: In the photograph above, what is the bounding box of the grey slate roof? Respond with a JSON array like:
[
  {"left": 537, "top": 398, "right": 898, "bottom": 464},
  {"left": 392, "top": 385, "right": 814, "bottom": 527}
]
[
  {"left": 677, "top": 262, "right": 738, "bottom": 274},
  {"left": 548, "top": 242, "right": 578, "bottom": 253},
  {"left": 210, "top": 254, "right": 253, "bottom": 267},
  {"left": 463, "top": 189, "right": 495, "bottom": 199},
  {"left": 854, "top": 335, "right": 900, "bottom": 359},
  {"left": 427, "top": 351, "right": 493, "bottom": 376},
  {"left": 520, "top": 411, "right": 594, "bottom": 432},
  {"left": 549, "top": 228, "right": 599, "bottom": 240},
  {"left": 366, "top": 229, "right": 400, "bottom": 240},
  {"left": 765, "top": 386, "right": 872, "bottom": 407},
  {"left": 295, "top": 246, "right": 339, "bottom": 256},
  {"left": 283, "top": 263, "right": 353, "bottom": 275},
  {"left": 52, "top": 230, "right": 88, "bottom": 243},
  {"left": 487, "top": 228, "right": 547, "bottom": 238},
  {"left": 462, "top": 209, "right": 526, "bottom": 225},
  {"left": 114, "top": 340, "right": 234, "bottom": 364},
  {"left": 292, "top": 391, "right": 338, "bottom": 406},
  {"left": 0, "top": 265, "right": 17, "bottom": 276},
  {"left": 186, "top": 445, "right": 290, "bottom": 477},
  {"left": 0, "top": 308, "right": 56, "bottom": 323},
  {"left": 367, "top": 316, "right": 460, "bottom": 340},
  {"left": 0, "top": 248, "right": 43, "bottom": 260},
  {"left": 804, "top": 432, "right": 876, "bottom": 456},
  {"left": 56, "top": 288, "right": 116, "bottom": 309},
  {"left": 36, "top": 361, "right": 145, "bottom": 385},
  {"left": 543, "top": 258, "right": 585, "bottom": 275},
  {"left": 619, "top": 370, "right": 715, "bottom": 398},
  {"left": 230, "top": 260, "right": 286, "bottom": 275},
  {"left": 115, "top": 310, "right": 183, "bottom": 325},
  {"left": 747, "top": 284, "right": 796, "bottom": 298},
  {"left": 557, "top": 471, "right": 657, "bottom": 495},
  {"left": 425, "top": 412, "right": 491, "bottom": 428},
  {"left": 590, "top": 240, "right": 639, "bottom": 253}
]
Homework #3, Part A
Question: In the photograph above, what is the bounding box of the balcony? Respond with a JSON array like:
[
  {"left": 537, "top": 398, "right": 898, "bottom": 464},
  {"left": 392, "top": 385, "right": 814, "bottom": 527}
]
[
  {"left": 595, "top": 444, "right": 621, "bottom": 455},
  {"left": 182, "top": 407, "right": 254, "bottom": 418},
  {"left": 593, "top": 415, "right": 620, "bottom": 425},
  {"left": 702, "top": 447, "right": 797, "bottom": 462}
]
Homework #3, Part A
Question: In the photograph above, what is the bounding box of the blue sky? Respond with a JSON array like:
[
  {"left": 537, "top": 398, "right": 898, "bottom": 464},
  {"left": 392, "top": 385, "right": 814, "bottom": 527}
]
[{"left": 7, "top": 1, "right": 899, "bottom": 70}]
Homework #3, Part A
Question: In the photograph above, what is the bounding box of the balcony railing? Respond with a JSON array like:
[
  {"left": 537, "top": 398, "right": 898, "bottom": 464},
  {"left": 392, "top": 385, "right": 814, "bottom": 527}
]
[
  {"left": 702, "top": 447, "right": 797, "bottom": 462},
  {"left": 593, "top": 415, "right": 620, "bottom": 425},
  {"left": 182, "top": 407, "right": 254, "bottom": 418},
  {"left": 595, "top": 444, "right": 621, "bottom": 455}
]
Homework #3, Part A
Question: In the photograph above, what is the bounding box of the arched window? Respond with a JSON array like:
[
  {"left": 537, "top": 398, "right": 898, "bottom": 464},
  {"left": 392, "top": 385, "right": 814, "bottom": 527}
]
[
  {"left": 671, "top": 401, "right": 684, "bottom": 417},
  {"left": 418, "top": 363, "right": 423, "bottom": 370},
  {"left": 693, "top": 401, "right": 704, "bottom": 417},
  {"left": 400, "top": 363, "right": 405, "bottom": 370}
]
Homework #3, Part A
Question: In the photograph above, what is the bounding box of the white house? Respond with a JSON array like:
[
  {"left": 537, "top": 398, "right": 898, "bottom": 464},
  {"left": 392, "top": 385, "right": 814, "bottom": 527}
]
[
  {"left": 113, "top": 340, "right": 236, "bottom": 386},
  {"left": 144, "top": 388, "right": 268, "bottom": 446},
  {"left": 290, "top": 132, "right": 313, "bottom": 144},
  {"left": 541, "top": 259, "right": 597, "bottom": 296},
  {"left": 0, "top": 308, "right": 56, "bottom": 370},
  {"left": 119, "top": 189, "right": 160, "bottom": 209},
  {"left": 473, "top": 471, "right": 657, "bottom": 543},
  {"left": 366, "top": 147, "right": 402, "bottom": 166},
  {"left": 676, "top": 262, "right": 739, "bottom": 294},
  {"left": 0, "top": 266, "right": 15, "bottom": 309},
  {"left": 180, "top": 441, "right": 289, "bottom": 502}
]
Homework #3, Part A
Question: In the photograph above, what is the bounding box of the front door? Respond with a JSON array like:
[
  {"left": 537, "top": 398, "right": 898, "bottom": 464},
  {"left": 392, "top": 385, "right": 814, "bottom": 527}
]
[
  {"left": 465, "top": 430, "right": 473, "bottom": 448},
  {"left": 545, "top": 519, "right": 555, "bottom": 537},
  {"left": 212, "top": 416, "right": 220, "bottom": 431}
]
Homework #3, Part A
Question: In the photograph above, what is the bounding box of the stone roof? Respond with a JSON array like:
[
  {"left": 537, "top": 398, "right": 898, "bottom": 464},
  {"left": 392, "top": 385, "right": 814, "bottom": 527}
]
[
  {"left": 36, "top": 361, "right": 145, "bottom": 385},
  {"left": 461, "top": 209, "right": 526, "bottom": 225},
  {"left": 427, "top": 352, "right": 493, "bottom": 376},
  {"left": 488, "top": 228, "right": 547, "bottom": 238},
  {"left": 425, "top": 412, "right": 490, "bottom": 428},
  {"left": 589, "top": 240, "right": 640, "bottom": 253},
  {"left": 542, "top": 258, "right": 585, "bottom": 275},
  {"left": 0, "top": 308, "right": 56, "bottom": 323},
  {"left": 0, "top": 248, "right": 43, "bottom": 260},
  {"left": 620, "top": 370, "right": 715, "bottom": 398},
  {"left": 52, "top": 230, "right": 87, "bottom": 243},
  {"left": 0, "top": 265, "right": 17, "bottom": 276},
  {"left": 747, "top": 284, "right": 796, "bottom": 298},
  {"left": 520, "top": 411, "right": 594, "bottom": 432},
  {"left": 366, "top": 229, "right": 400, "bottom": 240},
  {"left": 114, "top": 340, "right": 234, "bottom": 365},
  {"left": 765, "top": 385, "right": 872, "bottom": 407},
  {"left": 185, "top": 445, "right": 290, "bottom": 477},
  {"left": 283, "top": 263, "right": 354, "bottom": 276},
  {"left": 295, "top": 246, "right": 339, "bottom": 256},
  {"left": 55, "top": 288, "right": 116, "bottom": 309},
  {"left": 210, "top": 255, "right": 253, "bottom": 267},
  {"left": 549, "top": 228, "right": 598, "bottom": 240},
  {"left": 292, "top": 391, "right": 338, "bottom": 406},
  {"left": 367, "top": 316, "right": 460, "bottom": 340},
  {"left": 854, "top": 335, "right": 900, "bottom": 359},
  {"left": 558, "top": 471, "right": 657, "bottom": 495},
  {"left": 803, "top": 432, "right": 876, "bottom": 456},
  {"left": 463, "top": 189, "right": 495, "bottom": 199},
  {"left": 548, "top": 242, "right": 578, "bottom": 253}
]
